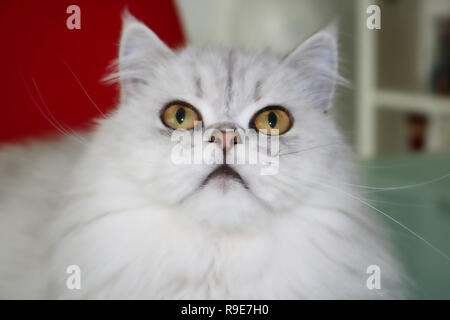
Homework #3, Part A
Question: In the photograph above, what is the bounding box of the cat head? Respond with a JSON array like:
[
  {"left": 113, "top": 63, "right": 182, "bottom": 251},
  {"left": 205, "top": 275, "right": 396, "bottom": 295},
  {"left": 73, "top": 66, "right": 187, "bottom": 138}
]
[{"left": 100, "top": 13, "right": 346, "bottom": 230}]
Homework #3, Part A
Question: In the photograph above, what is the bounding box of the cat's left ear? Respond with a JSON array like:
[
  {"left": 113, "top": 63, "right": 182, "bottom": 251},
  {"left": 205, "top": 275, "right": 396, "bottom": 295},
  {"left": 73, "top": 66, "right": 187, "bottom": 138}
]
[
  {"left": 283, "top": 26, "right": 339, "bottom": 111},
  {"left": 117, "top": 11, "right": 174, "bottom": 97}
]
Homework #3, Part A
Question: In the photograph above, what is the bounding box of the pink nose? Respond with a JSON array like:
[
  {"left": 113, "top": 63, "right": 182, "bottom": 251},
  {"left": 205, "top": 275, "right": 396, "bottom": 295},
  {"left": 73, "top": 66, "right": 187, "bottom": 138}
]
[{"left": 211, "top": 130, "right": 239, "bottom": 150}]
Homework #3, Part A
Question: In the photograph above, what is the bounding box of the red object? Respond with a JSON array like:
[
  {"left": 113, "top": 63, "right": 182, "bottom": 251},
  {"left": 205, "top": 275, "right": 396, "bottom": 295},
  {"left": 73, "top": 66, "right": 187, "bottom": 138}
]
[{"left": 0, "top": 0, "right": 185, "bottom": 143}]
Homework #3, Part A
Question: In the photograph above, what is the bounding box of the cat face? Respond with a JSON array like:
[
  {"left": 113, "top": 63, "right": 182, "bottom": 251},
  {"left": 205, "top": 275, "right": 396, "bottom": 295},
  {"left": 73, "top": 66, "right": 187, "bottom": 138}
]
[{"left": 101, "top": 13, "right": 343, "bottom": 230}]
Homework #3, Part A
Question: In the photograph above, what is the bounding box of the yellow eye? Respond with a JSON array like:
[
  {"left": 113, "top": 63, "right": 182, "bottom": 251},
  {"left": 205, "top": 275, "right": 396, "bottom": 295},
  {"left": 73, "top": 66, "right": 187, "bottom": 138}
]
[
  {"left": 252, "top": 107, "right": 292, "bottom": 135},
  {"left": 162, "top": 102, "right": 200, "bottom": 130}
]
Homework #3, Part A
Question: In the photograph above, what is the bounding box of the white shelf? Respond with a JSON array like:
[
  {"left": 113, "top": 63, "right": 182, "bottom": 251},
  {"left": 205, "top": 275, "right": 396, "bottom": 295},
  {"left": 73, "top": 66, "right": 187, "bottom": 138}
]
[
  {"left": 356, "top": 0, "right": 450, "bottom": 158},
  {"left": 376, "top": 90, "right": 450, "bottom": 116}
]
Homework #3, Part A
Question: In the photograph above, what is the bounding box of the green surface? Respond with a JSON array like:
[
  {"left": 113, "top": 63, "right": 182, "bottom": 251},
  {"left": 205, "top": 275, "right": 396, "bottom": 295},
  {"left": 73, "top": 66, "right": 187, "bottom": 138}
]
[{"left": 360, "top": 152, "right": 450, "bottom": 299}]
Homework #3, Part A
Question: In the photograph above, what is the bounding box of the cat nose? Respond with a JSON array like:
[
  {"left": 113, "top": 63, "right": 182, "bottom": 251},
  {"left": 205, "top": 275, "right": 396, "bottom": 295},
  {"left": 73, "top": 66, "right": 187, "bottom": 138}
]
[{"left": 210, "top": 130, "right": 239, "bottom": 150}]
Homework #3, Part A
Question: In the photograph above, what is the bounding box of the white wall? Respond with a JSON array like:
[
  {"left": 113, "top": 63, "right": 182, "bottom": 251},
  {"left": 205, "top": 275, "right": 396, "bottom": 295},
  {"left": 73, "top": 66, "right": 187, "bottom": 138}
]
[{"left": 175, "top": 0, "right": 348, "bottom": 52}]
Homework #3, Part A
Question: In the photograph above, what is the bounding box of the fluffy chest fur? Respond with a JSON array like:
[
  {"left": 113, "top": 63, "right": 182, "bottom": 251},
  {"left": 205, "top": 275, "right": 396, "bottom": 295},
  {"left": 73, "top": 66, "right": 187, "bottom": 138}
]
[
  {"left": 32, "top": 135, "right": 399, "bottom": 299},
  {"left": 0, "top": 134, "right": 403, "bottom": 299}
]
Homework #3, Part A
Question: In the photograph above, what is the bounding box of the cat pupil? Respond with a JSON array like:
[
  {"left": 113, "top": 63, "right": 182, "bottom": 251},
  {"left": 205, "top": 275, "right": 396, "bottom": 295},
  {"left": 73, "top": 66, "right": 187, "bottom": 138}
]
[
  {"left": 176, "top": 107, "right": 186, "bottom": 124},
  {"left": 268, "top": 112, "right": 277, "bottom": 128}
]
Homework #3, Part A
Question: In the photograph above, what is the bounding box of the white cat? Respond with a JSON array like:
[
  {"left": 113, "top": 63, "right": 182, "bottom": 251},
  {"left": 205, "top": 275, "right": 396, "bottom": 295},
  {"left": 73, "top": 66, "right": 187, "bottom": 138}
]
[{"left": 0, "top": 14, "right": 405, "bottom": 299}]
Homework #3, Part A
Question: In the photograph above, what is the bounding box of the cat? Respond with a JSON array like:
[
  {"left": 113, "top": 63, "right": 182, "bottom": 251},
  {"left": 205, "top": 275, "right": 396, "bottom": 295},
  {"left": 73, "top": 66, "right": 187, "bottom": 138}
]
[{"left": 0, "top": 13, "right": 405, "bottom": 299}]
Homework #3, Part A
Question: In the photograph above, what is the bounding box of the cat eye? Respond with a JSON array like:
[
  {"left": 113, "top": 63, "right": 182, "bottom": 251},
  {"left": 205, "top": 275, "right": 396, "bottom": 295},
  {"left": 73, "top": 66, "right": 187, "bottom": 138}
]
[
  {"left": 251, "top": 106, "right": 292, "bottom": 135},
  {"left": 161, "top": 101, "right": 201, "bottom": 130}
]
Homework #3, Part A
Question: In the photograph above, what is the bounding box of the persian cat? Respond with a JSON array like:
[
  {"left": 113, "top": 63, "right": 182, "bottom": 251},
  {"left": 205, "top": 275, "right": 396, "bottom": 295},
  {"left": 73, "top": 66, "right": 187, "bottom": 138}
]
[{"left": 0, "top": 14, "right": 404, "bottom": 299}]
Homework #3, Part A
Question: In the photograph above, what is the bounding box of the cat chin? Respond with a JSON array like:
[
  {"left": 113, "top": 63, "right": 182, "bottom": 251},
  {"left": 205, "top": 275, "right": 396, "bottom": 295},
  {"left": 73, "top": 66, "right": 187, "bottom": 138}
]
[
  {"left": 202, "top": 174, "right": 246, "bottom": 193},
  {"left": 180, "top": 179, "right": 270, "bottom": 231}
]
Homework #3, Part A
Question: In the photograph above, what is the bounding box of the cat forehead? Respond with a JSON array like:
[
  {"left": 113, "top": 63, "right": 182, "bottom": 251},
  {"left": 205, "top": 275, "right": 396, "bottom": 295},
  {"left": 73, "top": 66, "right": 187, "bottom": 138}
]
[
  {"left": 170, "top": 47, "right": 283, "bottom": 114},
  {"left": 180, "top": 47, "right": 280, "bottom": 71}
]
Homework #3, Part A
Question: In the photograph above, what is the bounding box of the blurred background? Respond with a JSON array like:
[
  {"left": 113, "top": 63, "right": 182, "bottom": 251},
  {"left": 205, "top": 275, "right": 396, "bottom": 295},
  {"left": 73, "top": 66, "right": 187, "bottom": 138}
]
[{"left": 1, "top": 0, "right": 449, "bottom": 298}]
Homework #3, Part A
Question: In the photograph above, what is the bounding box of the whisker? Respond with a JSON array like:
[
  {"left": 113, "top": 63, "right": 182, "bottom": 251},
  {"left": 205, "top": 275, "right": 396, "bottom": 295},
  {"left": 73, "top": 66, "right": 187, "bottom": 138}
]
[
  {"left": 298, "top": 176, "right": 450, "bottom": 262},
  {"left": 308, "top": 171, "right": 450, "bottom": 193},
  {"left": 356, "top": 153, "right": 450, "bottom": 170},
  {"left": 362, "top": 173, "right": 450, "bottom": 194},
  {"left": 57, "top": 56, "right": 108, "bottom": 119},
  {"left": 31, "top": 78, "right": 88, "bottom": 144},
  {"left": 21, "top": 76, "right": 85, "bottom": 144},
  {"left": 364, "top": 198, "right": 434, "bottom": 208},
  {"left": 278, "top": 141, "right": 344, "bottom": 157},
  {"left": 268, "top": 174, "right": 379, "bottom": 233}
]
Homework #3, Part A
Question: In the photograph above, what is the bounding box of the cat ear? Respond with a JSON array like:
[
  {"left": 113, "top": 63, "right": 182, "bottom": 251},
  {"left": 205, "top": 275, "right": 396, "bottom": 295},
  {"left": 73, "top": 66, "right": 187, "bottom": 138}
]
[
  {"left": 118, "top": 11, "right": 173, "bottom": 97},
  {"left": 283, "top": 26, "right": 339, "bottom": 111}
]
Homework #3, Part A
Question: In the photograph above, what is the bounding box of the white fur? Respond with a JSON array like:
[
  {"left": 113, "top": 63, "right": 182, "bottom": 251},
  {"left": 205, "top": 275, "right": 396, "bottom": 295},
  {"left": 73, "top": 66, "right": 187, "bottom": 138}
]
[{"left": 0, "top": 15, "right": 405, "bottom": 299}]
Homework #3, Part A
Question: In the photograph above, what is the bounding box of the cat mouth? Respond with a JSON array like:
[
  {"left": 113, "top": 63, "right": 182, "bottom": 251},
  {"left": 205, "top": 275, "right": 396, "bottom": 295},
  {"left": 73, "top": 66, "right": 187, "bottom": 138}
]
[{"left": 202, "top": 165, "right": 248, "bottom": 189}]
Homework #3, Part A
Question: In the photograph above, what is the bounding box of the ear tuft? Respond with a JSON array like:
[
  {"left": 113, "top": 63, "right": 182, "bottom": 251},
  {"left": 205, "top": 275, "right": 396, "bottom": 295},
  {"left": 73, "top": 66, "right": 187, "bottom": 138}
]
[
  {"left": 119, "top": 11, "right": 172, "bottom": 60},
  {"left": 285, "top": 25, "right": 338, "bottom": 73},
  {"left": 114, "top": 10, "right": 173, "bottom": 99},
  {"left": 284, "top": 26, "right": 340, "bottom": 111}
]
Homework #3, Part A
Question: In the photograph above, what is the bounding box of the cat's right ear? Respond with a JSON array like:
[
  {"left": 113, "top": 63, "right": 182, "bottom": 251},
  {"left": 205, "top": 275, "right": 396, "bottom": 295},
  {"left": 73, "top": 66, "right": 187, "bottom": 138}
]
[{"left": 117, "top": 11, "right": 173, "bottom": 98}]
